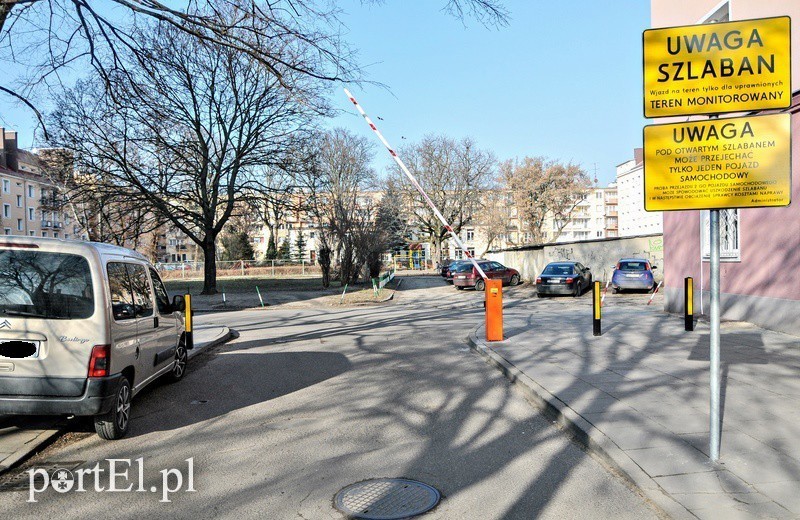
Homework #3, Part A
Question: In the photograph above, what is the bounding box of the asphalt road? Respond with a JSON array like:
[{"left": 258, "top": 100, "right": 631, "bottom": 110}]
[{"left": 0, "top": 276, "right": 662, "bottom": 519}]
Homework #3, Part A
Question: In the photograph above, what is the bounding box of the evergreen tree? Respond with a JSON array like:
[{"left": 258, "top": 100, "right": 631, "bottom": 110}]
[
  {"left": 220, "top": 231, "right": 255, "bottom": 261},
  {"left": 278, "top": 237, "right": 291, "bottom": 259},
  {"left": 265, "top": 233, "right": 278, "bottom": 259},
  {"left": 295, "top": 233, "right": 307, "bottom": 261}
]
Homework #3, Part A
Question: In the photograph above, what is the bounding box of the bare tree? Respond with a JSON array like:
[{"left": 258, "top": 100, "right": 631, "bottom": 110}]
[
  {"left": 499, "top": 156, "right": 591, "bottom": 244},
  {"left": 37, "top": 147, "right": 164, "bottom": 251},
  {"left": 1, "top": 1, "right": 507, "bottom": 134},
  {"left": 300, "top": 128, "right": 384, "bottom": 286},
  {"left": 47, "top": 22, "right": 318, "bottom": 294},
  {"left": 392, "top": 135, "right": 494, "bottom": 262},
  {"left": 477, "top": 188, "right": 514, "bottom": 255}
]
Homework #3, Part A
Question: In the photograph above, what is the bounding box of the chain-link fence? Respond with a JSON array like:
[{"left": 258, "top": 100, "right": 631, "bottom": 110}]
[{"left": 155, "top": 259, "right": 315, "bottom": 280}]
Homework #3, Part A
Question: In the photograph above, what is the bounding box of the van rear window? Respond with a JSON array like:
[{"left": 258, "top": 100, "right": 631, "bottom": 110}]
[{"left": 0, "top": 250, "right": 94, "bottom": 319}]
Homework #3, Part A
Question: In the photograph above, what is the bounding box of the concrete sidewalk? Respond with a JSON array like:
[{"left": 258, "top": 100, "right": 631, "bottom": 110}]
[
  {"left": 470, "top": 299, "right": 800, "bottom": 519},
  {"left": 0, "top": 325, "right": 233, "bottom": 475}
]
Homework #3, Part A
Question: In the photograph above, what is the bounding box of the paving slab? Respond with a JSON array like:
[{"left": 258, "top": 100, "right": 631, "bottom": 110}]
[{"left": 469, "top": 294, "right": 800, "bottom": 519}]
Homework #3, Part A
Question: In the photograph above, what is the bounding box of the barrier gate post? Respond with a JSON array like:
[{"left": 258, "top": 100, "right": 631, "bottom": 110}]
[
  {"left": 184, "top": 294, "right": 194, "bottom": 350},
  {"left": 486, "top": 279, "right": 503, "bottom": 342},
  {"left": 685, "top": 277, "right": 694, "bottom": 331},
  {"left": 593, "top": 281, "right": 601, "bottom": 336}
]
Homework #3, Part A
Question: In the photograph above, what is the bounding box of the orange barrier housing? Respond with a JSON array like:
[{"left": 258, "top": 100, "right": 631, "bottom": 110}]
[{"left": 485, "top": 279, "right": 503, "bottom": 342}]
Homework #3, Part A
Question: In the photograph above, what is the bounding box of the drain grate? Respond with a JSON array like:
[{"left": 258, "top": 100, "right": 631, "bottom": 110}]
[
  {"left": 0, "top": 461, "right": 83, "bottom": 492},
  {"left": 334, "top": 478, "right": 440, "bottom": 519}
]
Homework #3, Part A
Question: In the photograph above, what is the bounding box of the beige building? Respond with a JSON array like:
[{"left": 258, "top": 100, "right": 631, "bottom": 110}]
[{"left": 1, "top": 130, "right": 73, "bottom": 239}]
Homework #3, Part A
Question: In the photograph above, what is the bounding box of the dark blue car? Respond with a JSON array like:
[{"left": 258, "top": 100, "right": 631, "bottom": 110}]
[{"left": 611, "top": 258, "right": 657, "bottom": 293}]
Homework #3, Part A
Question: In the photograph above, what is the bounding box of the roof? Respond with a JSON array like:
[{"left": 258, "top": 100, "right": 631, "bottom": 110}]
[{"left": 0, "top": 236, "right": 148, "bottom": 262}]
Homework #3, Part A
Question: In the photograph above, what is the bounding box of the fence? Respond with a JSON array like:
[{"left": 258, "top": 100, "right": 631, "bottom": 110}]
[{"left": 155, "top": 259, "right": 314, "bottom": 280}]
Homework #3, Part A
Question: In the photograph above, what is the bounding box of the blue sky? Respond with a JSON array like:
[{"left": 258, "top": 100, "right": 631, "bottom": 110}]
[
  {"left": 1, "top": 1, "right": 651, "bottom": 186},
  {"left": 331, "top": 1, "right": 651, "bottom": 186}
]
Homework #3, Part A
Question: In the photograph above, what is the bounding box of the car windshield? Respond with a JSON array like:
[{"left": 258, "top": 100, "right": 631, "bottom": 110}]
[
  {"left": 453, "top": 262, "right": 475, "bottom": 273},
  {"left": 542, "top": 264, "right": 574, "bottom": 276},
  {"left": 0, "top": 249, "right": 95, "bottom": 319},
  {"left": 619, "top": 261, "right": 648, "bottom": 271}
]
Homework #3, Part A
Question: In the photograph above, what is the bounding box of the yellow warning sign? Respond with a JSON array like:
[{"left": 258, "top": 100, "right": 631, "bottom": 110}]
[
  {"left": 644, "top": 113, "right": 791, "bottom": 211},
  {"left": 643, "top": 16, "right": 791, "bottom": 118}
]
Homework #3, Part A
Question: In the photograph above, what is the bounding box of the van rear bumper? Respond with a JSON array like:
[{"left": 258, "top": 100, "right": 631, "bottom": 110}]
[{"left": 0, "top": 374, "right": 122, "bottom": 416}]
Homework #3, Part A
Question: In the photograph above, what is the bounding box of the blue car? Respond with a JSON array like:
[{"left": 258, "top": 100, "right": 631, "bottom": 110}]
[{"left": 611, "top": 258, "right": 657, "bottom": 293}]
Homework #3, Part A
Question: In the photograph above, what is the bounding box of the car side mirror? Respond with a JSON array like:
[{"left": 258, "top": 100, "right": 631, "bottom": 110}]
[
  {"left": 585, "top": 267, "right": 591, "bottom": 271},
  {"left": 651, "top": 266, "right": 658, "bottom": 270},
  {"left": 172, "top": 295, "right": 186, "bottom": 312}
]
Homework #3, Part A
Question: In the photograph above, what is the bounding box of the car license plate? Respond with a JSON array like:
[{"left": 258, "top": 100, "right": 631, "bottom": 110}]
[
  {"left": 549, "top": 278, "right": 562, "bottom": 284},
  {"left": 0, "top": 340, "right": 40, "bottom": 359},
  {"left": 625, "top": 274, "right": 639, "bottom": 278},
  {"left": 457, "top": 275, "right": 466, "bottom": 279}
]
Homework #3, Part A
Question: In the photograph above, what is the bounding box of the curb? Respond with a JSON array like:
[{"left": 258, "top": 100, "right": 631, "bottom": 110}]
[
  {"left": 188, "top": 327, "right": 238, "bottom": 360},
  {"left": 467, "top": 330, "right": 693, "bottom": 520},
  {"left": 0, "top": 428, "right": 63, "bottom": 476}
]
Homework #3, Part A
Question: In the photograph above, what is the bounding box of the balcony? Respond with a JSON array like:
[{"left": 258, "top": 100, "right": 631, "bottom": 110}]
[
  {"left": 41, "top": 220, "right": 53, "bottom": 228},
  {"left": 606, "top": 211, "right": 618, "bottom": 217},
  {"left": 605, "top": 198, "right": 618, "bottom": 205}
]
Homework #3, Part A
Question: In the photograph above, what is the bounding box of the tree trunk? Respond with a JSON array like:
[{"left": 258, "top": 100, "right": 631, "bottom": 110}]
[
  {"left": 201, "top": 236, "right": 218, "bottom": 295},
  {"left": 318, "top": 246, "right": 332, "bottom": 288}
]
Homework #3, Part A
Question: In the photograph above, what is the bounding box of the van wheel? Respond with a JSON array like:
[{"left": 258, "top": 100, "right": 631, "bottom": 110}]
[
  {"left": 165, "top": 342, "right": 188, "bottom": 383},
  {"left": 94, "top": 377, "right": 131, "bottom": 440}
]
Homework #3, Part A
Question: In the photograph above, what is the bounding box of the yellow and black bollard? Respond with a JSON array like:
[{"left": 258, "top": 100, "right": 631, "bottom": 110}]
[
  {"left": 185, "top": 293, "right": 194, "bottom": 350},
  {"left": 685, "top": 277, "right": 694, "bottom": 331},
  {"left": 593, "top": 281, "right": 601, "bottom": 336}
]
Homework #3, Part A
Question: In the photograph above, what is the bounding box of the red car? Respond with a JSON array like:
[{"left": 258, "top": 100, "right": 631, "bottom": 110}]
[{"left": 453, "top": 261, "right": 521, "bottom": 291}]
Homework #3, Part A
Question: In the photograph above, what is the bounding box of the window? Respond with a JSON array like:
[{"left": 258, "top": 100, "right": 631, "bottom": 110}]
[
  {"left": 107, "top": 263, "right": 154, "bottom": 320},
  {"left": 596, "top": 231, "right": 603, "bottom": 237},
  {"left": 465, "top": 229, "right": 474, "bottom": 242},
  {"left": 2, "top": 204, "right": 8, "bottom": 217},
  {"left": 54, "top": 232, "right": 59, "bottom": 239},
  {"left": 596, "top": 192, "right": 603, "bottom": 199},
  {"left": 29, "top": 231, "right": 35, "bottom": 236},
  {"left": 16, "top": 195, "right": 22, "bottom": 207},
  {"left": 28, "top": 185, "right": 34, "bottom": 198},
  {"left": 0, "top": 250, "right": 95, "bottom": 319},
  {"left": 28, "top": 207, "right": 34, "bottom": 221},
  {"left": 701, "top": 209, "right": 740, "bottom": 261},
  {"left": 1, "top": 179, "right": 9, "bottom": 193},
  {"left": 42, "top": 232, "right": 48, "bottom": 237},
  {"left": 454, "top": 249, "right": 463, "bottom": 260},
  {"left": 149, "top": 268, "right": 171, "bottom": 314},
  {"left": 17, "top": 219, "right": 23, "bottom": 231},
  {"left": 3, "top": 228, "right": 10, "bottom": 235}
]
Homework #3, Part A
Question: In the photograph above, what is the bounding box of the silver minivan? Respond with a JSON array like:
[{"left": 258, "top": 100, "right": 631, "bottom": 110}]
[{"left": 0, "top": 237, "right": 188, "bottom": 439}]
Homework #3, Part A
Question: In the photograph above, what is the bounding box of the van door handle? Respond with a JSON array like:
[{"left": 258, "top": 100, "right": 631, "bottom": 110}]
[{"left": 154, "top": 317, "right": 159, "bottom": 328}]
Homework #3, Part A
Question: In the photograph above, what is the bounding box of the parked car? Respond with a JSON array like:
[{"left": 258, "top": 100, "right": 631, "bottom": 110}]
[
  {"left": 438, "top": 259, "right": 455, "bottom": 277},
  {"left": 611, "top": 258, "right": 657, "bottom": 293},
  {"left": 0, "top": 237, "right": 188, "bottom": 440},
  {"left": 535, "top": 261, "right": 592, "bottom": 297},
  {"left": 453, "top": 260, "right": 521, "bottom": 291},
  {"left": 444, "top": 259, "right": 471, "bottom": 284}
]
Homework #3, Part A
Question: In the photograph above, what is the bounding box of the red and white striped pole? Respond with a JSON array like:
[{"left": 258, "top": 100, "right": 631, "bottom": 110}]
[
  {"left": 600, "top": 280, "right": 611, "bottom": 306},
  {"left": 344, "top": 88, "right": 487, "bottom": 280},
  {"left": 647, "top": 281, "right": 663, "bottom": 305}
]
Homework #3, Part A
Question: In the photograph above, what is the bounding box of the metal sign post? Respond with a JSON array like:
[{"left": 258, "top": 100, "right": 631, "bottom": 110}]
[{"left": 709, "top": 209, "right": 721, "bottom": 461}]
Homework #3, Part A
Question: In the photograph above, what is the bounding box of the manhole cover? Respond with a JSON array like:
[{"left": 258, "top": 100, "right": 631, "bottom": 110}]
[{"left": 334, "top": 478, "right": 440, "bottom": 519}]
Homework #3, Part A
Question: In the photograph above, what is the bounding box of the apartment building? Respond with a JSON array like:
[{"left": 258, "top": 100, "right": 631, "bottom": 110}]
[
  {"left": 0, "top": 129, "right": 72, "bottom": 239},
  {"left": 616, "top": 148, "right": 663, "bottom": 237}
]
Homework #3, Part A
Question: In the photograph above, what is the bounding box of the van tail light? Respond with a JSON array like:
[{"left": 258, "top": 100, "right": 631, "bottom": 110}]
[
  {"left": 536, "top": 277, "right": 542, "bottom": 284},
  {"left": 566, "top": 277, "right": 574, "bottom": 284},
  {"left": 88, "top": 345, "right": 111, "bottom": 378}
]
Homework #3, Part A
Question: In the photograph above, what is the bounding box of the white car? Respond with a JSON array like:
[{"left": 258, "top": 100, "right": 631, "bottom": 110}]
[{"left": 0, "top": 237, "right": 188, "bottom": 439}]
